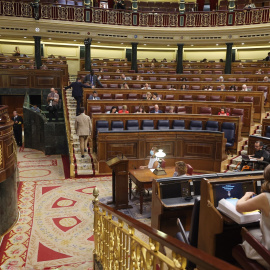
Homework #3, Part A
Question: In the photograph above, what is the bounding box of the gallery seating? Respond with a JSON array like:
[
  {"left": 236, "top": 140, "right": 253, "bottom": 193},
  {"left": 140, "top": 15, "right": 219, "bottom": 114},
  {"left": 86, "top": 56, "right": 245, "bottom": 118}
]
[
  {"left": 205, "top": 121, "right": 219, "bottom": 131},
  {"left": 189, "top": 120, "right": 203, "bottom": 130},
  {"left": 111, "top": 121, "right": 124, "bottom": 131},
  {"left": 157, "top": 120, "right": 170, "bottom": 130},
  {"left": 142, "top": 120, "right": 154, "bottom": 130},
  {"left": 126, "top": 120, "right": 139, "bottom": 130},
  {"left": 96, "top": 120, "right": 109, "bottom": 134},
  {"left": 172, "top": 120, "right": 185, "bottom": 130},
  {"left": 221, "top": 122, "right": 235, "bottom": 150}
]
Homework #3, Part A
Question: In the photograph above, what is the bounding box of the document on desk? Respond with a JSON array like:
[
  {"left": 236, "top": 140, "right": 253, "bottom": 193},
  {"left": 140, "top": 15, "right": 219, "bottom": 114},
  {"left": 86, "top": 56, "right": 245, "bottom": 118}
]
[{"left": 218, "top": 198, "right": 261, "bottom": 224}]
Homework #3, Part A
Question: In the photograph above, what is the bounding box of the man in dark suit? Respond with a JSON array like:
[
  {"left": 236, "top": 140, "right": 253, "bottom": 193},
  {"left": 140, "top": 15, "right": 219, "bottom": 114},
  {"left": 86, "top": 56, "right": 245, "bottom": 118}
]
[
  {"left": 12, "top": 111, "right": 23, "bottom": 146},
  {"left": 150, "top": 104, "right": 163, "bottom": 113},
  {"left": 265, "top": 52, "right": 270, "bottom": 61},
  {"left": 83, "top": 70, "right": 103, "bottom": 88},
  {"left": 65, "top": 78, "right": 92, "bottom": 116},
  {"left": 88, "top": 90, "right": 100, "bottom": 100}
]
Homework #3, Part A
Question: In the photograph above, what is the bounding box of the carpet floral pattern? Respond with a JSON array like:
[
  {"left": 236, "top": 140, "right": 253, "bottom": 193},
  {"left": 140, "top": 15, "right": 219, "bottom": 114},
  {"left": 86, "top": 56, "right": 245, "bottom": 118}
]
[{"left": 0, "top": 148, "right": 152, "bottom": 270}]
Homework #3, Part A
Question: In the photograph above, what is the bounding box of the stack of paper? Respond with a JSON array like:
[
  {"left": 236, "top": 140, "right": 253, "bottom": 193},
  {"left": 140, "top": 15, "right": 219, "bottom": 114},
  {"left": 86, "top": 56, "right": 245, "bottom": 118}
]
[{"left": 218, "top": 198, "right": 261, "bottom": 224}]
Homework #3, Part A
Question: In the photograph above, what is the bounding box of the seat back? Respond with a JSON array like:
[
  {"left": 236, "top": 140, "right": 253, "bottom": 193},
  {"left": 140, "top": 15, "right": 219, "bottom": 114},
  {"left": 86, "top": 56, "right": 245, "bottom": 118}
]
[
  {"left": 142, "top": 120, "right": 154, "bottom": 130},
  {"left": 157, "top": 120, "right": 170, "bottom": 130},
  {"left": 210, "top": 95, "right": 221, "bottom": 101},
  {"left": 126, "top": 120, "right": 139, "bottom": 130},
  {"left": 266, "top": 126, "right": 270, "bottom": 138},
  {"left": 177, "top": 106, "right": 186, "bottom": 114},
  {"left": 188, "top": 197, "right": 201, "bottom": 247},
  {"left": 89, "top": 105, "right": 102, "bottom": 116},
  {"left": 111, "top": 121, "right": 124, "bottom": 131},
  {"left": 225, "top": 95, "right": 236, "bottom": 102},
  {"left": 221, "top": 122, "right": 235, "bottom": 145},
  {"left": 165, "top": 94, "right": 174, "bottom": 100},
  {"left": 96, "top": 120, "right": 109, "bottom": 134},
  {"left": 172, "top": 120, "right": 185, "bottom": 130},
  {"left": 197, "top": 95, "right": 206, "bottom": 101},
  {"left": 115, "top": 94, "right": 123, "bottom": 100},
  {"left": 205, "top": 120, "right": 219, "bottom": 131},
  {"left": 183, "top": 95, "right": 192, "bottom": 101},
  {"left": 199, "top": 107, "right": 212, "bottom": 115},
  {"left": 189, "top": 120, "right": 202, "bottom": 130},
  {"left": 128, "top": 93, "right": 138, "bottom": 100},
  {"left": 231, "top": 108, "right": 244, "bottom": 122},
  {"left": 243, "top": 96, "right": 254, "bottom": 103},
  {"left": 102, "top": 93, "right": 112, "bottom": 99}
]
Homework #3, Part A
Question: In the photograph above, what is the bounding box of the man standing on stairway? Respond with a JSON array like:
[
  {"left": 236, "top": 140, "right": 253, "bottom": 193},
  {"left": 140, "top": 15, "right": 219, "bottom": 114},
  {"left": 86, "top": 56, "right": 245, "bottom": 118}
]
[
  {"left": 75, "top": 107, "right": 92, "bottom": 158},
  {"left": 65, "top": 78, "right": 91, "bottom": 116},
  {"left": 12, "top": 111, "right": 23, "bottom": 147}
]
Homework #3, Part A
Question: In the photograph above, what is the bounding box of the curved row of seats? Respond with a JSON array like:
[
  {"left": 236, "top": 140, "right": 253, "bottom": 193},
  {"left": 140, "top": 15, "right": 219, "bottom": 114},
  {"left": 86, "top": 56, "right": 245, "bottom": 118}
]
[
  {"left": 98, "top": 75, "right": 256, "bottom": 82},
  {"left": 89, "top": 105, "right": 244, "bottom": 119},
  {"left": 89, "top": 93, "right": 255, "bottom": 103},
  {"left": 96, "top": 120, "right": 235, "bottom": 148}
]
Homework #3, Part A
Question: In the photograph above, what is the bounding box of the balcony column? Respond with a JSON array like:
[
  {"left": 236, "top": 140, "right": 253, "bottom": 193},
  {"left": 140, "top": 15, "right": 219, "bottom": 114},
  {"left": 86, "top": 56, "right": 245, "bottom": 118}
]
[
  {"left": 179, "top": 0, "right": 185, "bottom": 14},
  {"left": 176, "top": 43, "right": 184, "bottom": 74},
  {"left": 84, "top": 38, "right": 92, "bottom": 72},
  {"left": 225, "top": 43, "right": 233, "bottom": 74},
  {"left": 228, "top": 0, "right": 235, "bottom": 11},
  {"left": 131, "top": 42, "right": 138, "bottom": 72},
  {"left": 33, "top": 0, "right": 40, "bottom": 20},
  {"left": 34, "top": 36, "right": 42, "bottom": 69},
  {"left": 132, "top": 0, "right": 138, "bottom": 12},
  {"left": 84, "top": 0, "right": 91, "bottom": 8}
]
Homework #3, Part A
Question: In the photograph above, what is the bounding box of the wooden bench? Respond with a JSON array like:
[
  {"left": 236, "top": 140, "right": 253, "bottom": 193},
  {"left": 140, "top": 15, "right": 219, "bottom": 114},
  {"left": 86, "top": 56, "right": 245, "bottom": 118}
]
[
  {"left": 83, "top": 89, "right": 264, "bottom": 120},
  {"left": 87, "top": 100, "right": 253, "bottom": 134},
  {"left": 91, "top": 113, "right": 242, "bottom": 152},
  {"left": 97, "top": 129, "right": 227, "bottom": 173}
]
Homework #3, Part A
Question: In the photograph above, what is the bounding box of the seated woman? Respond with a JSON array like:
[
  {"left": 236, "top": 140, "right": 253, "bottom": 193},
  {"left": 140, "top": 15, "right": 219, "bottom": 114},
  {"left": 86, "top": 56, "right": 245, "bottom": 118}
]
[
  {"left": 180, "top": 84, "right": 187, "bottom": 90},
  {"left": 139, "top": 147, "right": 159, "bottom": 169},
  {"left": 121, "top": 83, "right": 129, "bottom": 89},
  {"left": 173, "top": 161, "right": 187, "bottom": 177},
  {"left": 230, "top": 85, "right": 237, "bottom": 91},
  {"left": 143, "top": 92, "right": 152, "bottom": 100},
  {"left": 106, "top": 106, "right": 118, "bottom": 114},
  {"left": 218, "top": 108, "right": 230, "bottom": 116},
  {"left": 118, "top": 105, "right": 129, "bottom": 114},
  {"left": 136, "top": 105, "right": 146, "bottom": 113},
  {"left": 236, "top": 164, "right": 270, "bottom": 269},
  {"left": 152, "top": 92, "right": 161, "bottom": 100}
]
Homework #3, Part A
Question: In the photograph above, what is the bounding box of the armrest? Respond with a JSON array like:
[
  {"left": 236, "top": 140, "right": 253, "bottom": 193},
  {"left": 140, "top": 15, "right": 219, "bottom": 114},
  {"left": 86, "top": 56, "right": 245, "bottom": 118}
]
[{"left": 241, "top": 227, "right": 270, "bottom": 265}]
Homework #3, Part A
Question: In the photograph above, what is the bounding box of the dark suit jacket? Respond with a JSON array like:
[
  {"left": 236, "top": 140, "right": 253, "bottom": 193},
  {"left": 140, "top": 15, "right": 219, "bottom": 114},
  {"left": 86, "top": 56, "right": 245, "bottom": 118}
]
[
  {"left": 83, "top": 74, "right": 103, "bottom": 88},
  {"left": 12, "top": 116, "right": 23, "bottom": 130},
  {"left": 150, "top": 110, "right": 163, "bottom": 113},
  {"left": 65, "top": 82, "right": 91, "bottom": 97}
]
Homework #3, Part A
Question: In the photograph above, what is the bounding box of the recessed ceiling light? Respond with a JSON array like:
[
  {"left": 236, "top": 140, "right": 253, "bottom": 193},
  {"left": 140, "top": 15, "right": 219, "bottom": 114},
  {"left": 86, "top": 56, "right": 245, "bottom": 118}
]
[
  {"left": 97, "top": 41, "right": 100, "bottom": 43},
  {"left": 242, "top": 42, "right": 245, "bottom": 45},
  {"left": 216, "top": 43, "right": 219, "bottom": 46},
  {"left": 24, "top": 37, "right": 27, "bottom": 38},
  {"left": 144, "top": 44, "right": 146, "bottom": 46},
  {"left": 74, "top": 40, "right": 76, "bottom": 41},
  {"left": 121, "top": 43, "right": 123, "bottom": 44},
  {"left": 191, "top": 44, "right": 194, "bottom": 46},
  {"left": 49, "top": 38, "right": 51, "bottom": 40},
  {"left": 167, "top": 44, "right": 170, "bottom": 46}
]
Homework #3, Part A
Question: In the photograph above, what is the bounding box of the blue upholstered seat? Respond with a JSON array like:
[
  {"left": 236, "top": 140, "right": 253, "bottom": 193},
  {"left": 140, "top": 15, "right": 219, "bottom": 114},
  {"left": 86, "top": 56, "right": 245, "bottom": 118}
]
[
  {"left": 189, "top": 120, "right": 202, "bottom": 130},
  {"left": 205, "top": 121, "right": 219, "bottom": 131},
  {"left": 126, "top": 120, "right": 139, "bottom": 130}
]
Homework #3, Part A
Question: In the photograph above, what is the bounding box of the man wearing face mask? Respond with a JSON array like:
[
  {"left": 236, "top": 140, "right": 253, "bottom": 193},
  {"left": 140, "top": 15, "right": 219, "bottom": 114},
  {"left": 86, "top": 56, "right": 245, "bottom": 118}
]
[
  {"left": 173, "top": 161, "right": 188, "bottom": 177},
  {"left": 139, "top": 147, "right": 159, "bottom": 169}
]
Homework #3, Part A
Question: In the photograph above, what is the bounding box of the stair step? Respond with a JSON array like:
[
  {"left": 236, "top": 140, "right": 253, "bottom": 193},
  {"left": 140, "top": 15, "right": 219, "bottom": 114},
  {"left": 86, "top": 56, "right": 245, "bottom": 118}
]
[
  {"left": 77, "top": 169, "right": 94, "bottom": 175},
  {"left": 75, "top": 154, "right": 91, "bottom": 162},
  {"left": 240, "top": 150, "right": 247, "bottom": 155},
  {"left": 77, "top": 163, "right": 93, "bottom": 170},
  {"left": 244, "top": 145, "right": 248, "bottom": 150},
  {"left": 229, "top": 164, "right": 237, "bottom": 171}
]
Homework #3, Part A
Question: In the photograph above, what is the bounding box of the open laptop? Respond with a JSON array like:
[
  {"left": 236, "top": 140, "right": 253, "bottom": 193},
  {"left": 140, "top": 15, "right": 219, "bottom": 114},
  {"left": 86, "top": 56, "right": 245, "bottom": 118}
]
[{"left": 242, "top": 155, "right": 257, "bottom": 161}]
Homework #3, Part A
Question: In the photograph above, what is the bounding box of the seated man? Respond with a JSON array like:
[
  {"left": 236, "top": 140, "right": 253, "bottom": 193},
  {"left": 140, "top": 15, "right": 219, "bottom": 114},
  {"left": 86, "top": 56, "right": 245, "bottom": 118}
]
[
  {"left": 238, "top": 141, "right": 269, "bottom": 171},
  {"left": 150, "top": 104, "right": 163, "bottom": 114},
  {"left": 141, "top": 83, "right": 151, "bottom": 90},
  {"left": 88, "top": 90, "right": 100, "bottom": 100}
]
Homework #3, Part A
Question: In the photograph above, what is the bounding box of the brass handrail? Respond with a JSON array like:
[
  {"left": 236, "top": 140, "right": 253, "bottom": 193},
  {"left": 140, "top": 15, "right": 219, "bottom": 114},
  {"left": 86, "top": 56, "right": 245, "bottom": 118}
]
[
  {"left": 62, "top": 88, "right": 75, "bottom": 178},
  {"left": 92, "top": 188, "right": 241, "bottom": 270}
]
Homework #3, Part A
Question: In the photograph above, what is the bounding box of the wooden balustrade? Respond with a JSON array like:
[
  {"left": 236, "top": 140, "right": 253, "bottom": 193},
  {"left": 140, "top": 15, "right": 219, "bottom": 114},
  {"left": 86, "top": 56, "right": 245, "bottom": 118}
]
[
  {"left": 0, "top": 69, "right": 63, "bottom": 89},
  {"left": 87, "top": 100, "right": 253, "bottom": 134},
  {"left": 92, "top": 189, "right": 240, "bottom": 270},
  {"left": 0, "top": 105, "right": 18, "bottom": 238},
  {"left": 97, "top": 129, "right": 227, "bottom": 173}
]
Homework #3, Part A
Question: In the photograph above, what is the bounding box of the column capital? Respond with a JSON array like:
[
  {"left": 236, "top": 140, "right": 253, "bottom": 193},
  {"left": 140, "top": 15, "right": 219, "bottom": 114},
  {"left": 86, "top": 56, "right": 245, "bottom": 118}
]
[
  {"left": 131, "top": 42, "right": 138, "bottom": 46},
  {"left": 226, "top": 42, "right": 233, "bottom": 46}
]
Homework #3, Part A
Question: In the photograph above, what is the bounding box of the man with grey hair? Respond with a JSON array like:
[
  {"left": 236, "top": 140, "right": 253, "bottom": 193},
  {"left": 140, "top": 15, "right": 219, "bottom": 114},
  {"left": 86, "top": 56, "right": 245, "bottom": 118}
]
[{"left": 47, "top": 87, "right": 59, "bottom": 122}]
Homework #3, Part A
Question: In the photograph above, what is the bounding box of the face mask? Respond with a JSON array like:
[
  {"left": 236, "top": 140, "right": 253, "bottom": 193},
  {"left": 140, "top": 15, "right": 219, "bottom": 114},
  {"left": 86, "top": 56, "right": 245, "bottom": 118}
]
[
  {"left": 173, "top": 171, "right": 178, "bottom": 177},
  {"left": 150, "top": 150, "right": 154, "bottom": 156}
]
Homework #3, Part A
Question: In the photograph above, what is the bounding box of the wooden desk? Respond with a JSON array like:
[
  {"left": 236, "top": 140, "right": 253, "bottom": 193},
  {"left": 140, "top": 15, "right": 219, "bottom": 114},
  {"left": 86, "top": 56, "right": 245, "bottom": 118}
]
[{"left": 129, "top": 167, "right": 175, "bottom": 214}]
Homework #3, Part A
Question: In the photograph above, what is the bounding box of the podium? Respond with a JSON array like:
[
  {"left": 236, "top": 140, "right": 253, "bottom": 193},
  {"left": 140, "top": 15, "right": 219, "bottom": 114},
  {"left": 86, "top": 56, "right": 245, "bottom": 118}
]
[{"left": 106, "top": 155, "right": 132, "bottom": 210}]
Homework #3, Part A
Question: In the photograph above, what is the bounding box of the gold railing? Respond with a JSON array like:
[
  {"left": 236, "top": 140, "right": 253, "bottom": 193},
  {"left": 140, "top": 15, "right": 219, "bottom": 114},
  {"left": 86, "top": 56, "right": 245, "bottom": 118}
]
[
  {"left": 92, "top": 188, "right": 240, "bottom": 270},
  {"left": 62, "top": 88, "right": 75, "bottom": 178}
]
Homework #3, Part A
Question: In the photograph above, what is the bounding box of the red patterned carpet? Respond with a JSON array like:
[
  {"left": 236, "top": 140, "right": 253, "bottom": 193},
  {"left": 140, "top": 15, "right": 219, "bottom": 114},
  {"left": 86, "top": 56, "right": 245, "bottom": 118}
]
[{"left": 0, "top": 148, "right": 112, "bottom": 270}]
